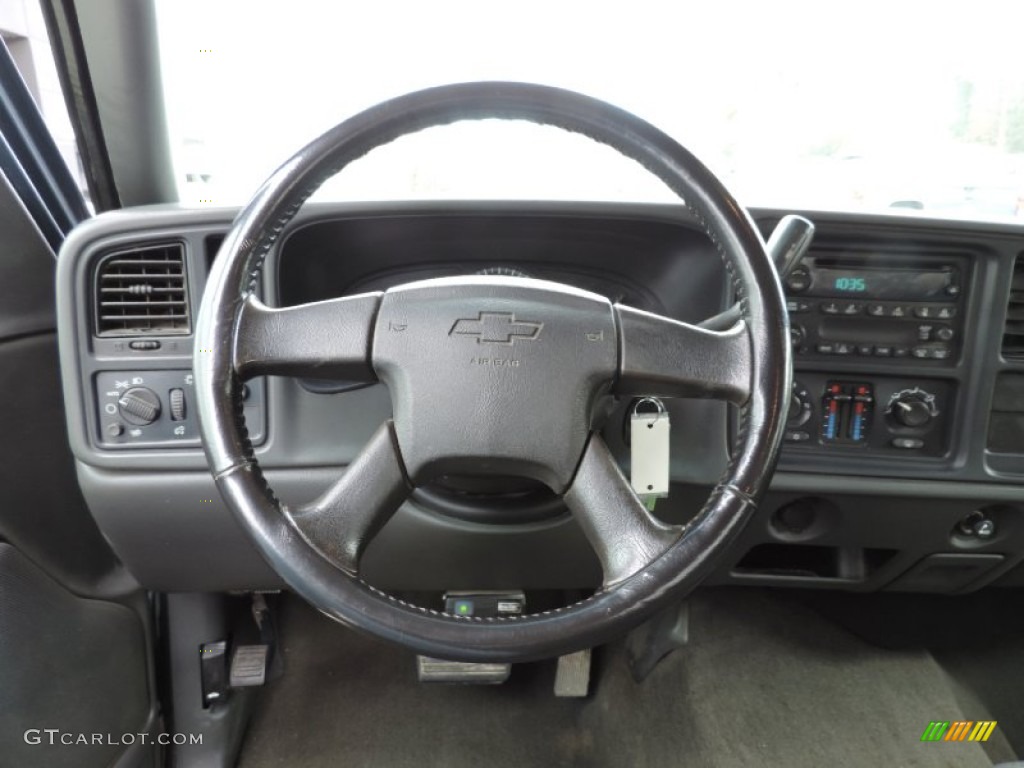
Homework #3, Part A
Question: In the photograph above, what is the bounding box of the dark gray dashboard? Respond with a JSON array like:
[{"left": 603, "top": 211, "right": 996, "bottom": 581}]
[{"left": 56, "top": 201, "right": 1024, "bottom": 596}]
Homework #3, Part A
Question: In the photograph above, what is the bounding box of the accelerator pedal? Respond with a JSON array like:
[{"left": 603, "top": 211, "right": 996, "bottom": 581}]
[{"left": 554, "top": 649, "right": 592, "bottom": 697}]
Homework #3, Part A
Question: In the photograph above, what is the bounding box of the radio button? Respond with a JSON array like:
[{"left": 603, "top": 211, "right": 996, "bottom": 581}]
[
  {"left": 936, "top": 306, "right": 957, "bottom": 319},
  {"left": 868, "top": 304, "right": 886, "bottom": 317},
  {"left": 889, "top": 306, "right": 908, "bottom": 318},
  {"left": 874, "top": 346, "right": 893, "bottom": 357},
  {"left": 917, "top": 324, "right": 933, "bottom": 341},
  {"left": 842, "top": 303, "right": 864, "bottom": 315},
  {"left": 931, "top": 347, "right": 951, "bottom": 360},
  {"left": 913, "top": 306, "right": 934, "bottom": 319},
  {"left": 893, "top": 346, "right": 910, "bottom": 358},
  {"left": 816, "top": 343, "right": 835, "bottom": 355},
  {"left": 834, "top": 343, "right": 855, "bottom": 355},
  {"left": 936, "top": 327, "right": 954, "bottom": 342},
  {"left": 786, "top": 299, "right": 810, "bottom": 313},
  {"left": 912, "top": 346, "right": 931, "bottom": 359},
  {"left": 821, "top": 302, "right": 840, "bottom": 315},
  {"left": 858, "top": 344, "right": 875, "bottom": 356},
  {"left": 945, "top": 285, "right": 961, "bottom": 297},
  {"left": 786, "top": 269, "right": 811, "bottom": 293}
]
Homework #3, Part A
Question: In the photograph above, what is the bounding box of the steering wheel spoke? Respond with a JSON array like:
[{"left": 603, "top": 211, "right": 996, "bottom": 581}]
[
  {"left": 289, "top": 422, "right": 410, "bottom": 575},
  {"left": 233, "top": 292, "right": 381, "bottom": 381},
  {"left": 614, "top": 304, "right": 752, "bottom": 405},
  {"left": 564, "top": 436, "right": 681, "bottom": 587}
]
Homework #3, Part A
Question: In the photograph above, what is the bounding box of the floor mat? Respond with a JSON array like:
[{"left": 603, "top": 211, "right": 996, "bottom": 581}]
[{"left": 238, "top": 589, "right": 995, "bottom": 768}]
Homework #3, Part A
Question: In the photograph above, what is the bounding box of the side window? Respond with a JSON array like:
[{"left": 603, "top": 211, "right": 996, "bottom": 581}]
[{"left": 0, "top": 0, "right": 90, "bottom": 206}]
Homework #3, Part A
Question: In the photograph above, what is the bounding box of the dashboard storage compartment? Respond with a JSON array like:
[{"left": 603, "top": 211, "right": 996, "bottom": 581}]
[
  {"left": 885, "top": 553, "right": 1006, "bottom": 593},
  {"left": 732, "top": 543, "right": 897, "bottom": 583}
]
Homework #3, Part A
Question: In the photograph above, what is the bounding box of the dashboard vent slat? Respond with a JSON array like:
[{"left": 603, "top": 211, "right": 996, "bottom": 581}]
[
  {"left": 94, "top": 243, "right": 190, "bottom": 336},
  {"left": 1003, "top": 254, "right": 1024, "bottom": 360}
]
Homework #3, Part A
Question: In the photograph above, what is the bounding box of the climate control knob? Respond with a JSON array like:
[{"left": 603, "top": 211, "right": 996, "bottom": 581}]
[
  {"left": 118, "top": 387, "right": 161, "bottom": 426},
  {"left": 790, "top": 324, "right": 806, "bottom": 349},
  {"left": 788, "top": 381, "right": 813, "bottom": 427},
  {"left": 888, "top": 388, "right": 937, "bottom": 428}
]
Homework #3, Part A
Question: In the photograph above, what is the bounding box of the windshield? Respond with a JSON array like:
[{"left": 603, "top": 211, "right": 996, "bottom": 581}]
[{"left": 155, "top": 1, "right": 1024, "bottom": 220}]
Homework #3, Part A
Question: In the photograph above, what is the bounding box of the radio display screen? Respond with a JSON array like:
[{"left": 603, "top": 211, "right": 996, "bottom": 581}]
[{"left": 810, "top": 266, "right": 954, "bottom": 300}]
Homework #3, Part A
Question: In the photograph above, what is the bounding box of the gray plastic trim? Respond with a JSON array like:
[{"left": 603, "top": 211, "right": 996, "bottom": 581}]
[{"left": 55, "top": 200, "right": 1024, "bottom": 593}]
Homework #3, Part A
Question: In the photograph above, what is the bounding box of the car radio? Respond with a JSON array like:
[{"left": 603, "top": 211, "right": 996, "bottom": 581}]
[{"left": 784, "top": 253, "right": 964, "bottom": 363}]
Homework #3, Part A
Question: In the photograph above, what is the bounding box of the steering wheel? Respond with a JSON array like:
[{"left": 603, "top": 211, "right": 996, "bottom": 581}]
[{"left": 194, "top": 82, "right": 790, "bottom": 662}]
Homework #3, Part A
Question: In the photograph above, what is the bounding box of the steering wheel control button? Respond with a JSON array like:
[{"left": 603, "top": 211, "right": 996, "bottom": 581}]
[{"left": 118, "top": 387, "right": 161, "bottom": 426}]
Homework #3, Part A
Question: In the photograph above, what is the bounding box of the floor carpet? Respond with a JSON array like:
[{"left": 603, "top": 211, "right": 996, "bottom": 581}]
[{"left": 238, "top": 589, "right": 1001, "bottom": 768}]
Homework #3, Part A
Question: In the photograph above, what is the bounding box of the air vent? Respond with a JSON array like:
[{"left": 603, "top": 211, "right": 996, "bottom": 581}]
[
  {"left": 95, "top": 243, "right": 190, "bottom": 335},
  {"left": 1002, "top": 254, "right": 1024, "bottom": 359}
]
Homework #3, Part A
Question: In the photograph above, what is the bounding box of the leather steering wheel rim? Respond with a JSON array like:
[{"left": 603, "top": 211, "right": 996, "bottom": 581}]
[{"left": 194, "top": 82, "right": 790, "bottom": 663}]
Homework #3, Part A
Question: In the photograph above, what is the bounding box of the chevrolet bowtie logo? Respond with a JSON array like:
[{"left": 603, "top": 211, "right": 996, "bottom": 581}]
[{"left": 449, "top": 312, "right": 543, "bottom": 345}]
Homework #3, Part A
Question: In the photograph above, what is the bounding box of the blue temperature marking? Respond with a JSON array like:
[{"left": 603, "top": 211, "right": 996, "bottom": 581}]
[
  {"left": 852, "top": 414, "right": 862, "bottom": 441},
  {"left": 826, "top": 411, "right": 837, "bottom": 440}
]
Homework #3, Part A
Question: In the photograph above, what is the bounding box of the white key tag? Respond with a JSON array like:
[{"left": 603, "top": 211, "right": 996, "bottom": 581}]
[{"left": 630, "top": 398, "right": 670, "bottom": 510}]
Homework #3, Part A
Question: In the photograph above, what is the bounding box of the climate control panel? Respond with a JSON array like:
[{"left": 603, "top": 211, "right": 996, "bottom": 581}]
[
  {"left": 784, "top": 375, "right": 951, "bottom": 457},
  {"left": 96, "top": 370, "right": 265, "bottom": 449}
]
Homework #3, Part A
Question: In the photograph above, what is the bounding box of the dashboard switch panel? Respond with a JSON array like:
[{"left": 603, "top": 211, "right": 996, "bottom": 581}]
[{"left": 96, "top": 370, "right": 265, "bottom": 449}]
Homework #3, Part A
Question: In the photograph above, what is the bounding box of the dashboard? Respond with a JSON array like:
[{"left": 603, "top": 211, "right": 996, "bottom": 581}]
[{"left": 55, "top": 201, "right": 1024, "bottom": 597}]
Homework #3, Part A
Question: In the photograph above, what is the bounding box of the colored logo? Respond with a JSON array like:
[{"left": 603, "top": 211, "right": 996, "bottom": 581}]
[
  {"left": 449, "top": 312, "right": 543, "bottom": 345},
  {"left": 921, "top": 721, "right": 997, "bottom": 742}
]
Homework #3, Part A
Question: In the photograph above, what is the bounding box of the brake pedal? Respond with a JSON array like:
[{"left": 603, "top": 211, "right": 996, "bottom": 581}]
[
  {"left": 417, "top": 591, "right": 525, "bottom": 685},
  {"left": 230, "top": 644, "right": 269, "bottom": 687},
  {"left": 417, "top": 657, "right": 511, "bottom": 684}
]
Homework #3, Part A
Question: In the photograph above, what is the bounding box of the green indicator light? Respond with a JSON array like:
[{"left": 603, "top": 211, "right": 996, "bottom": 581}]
[{"left": 455, "top": 601, "right": 473, "bottom": 616}]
